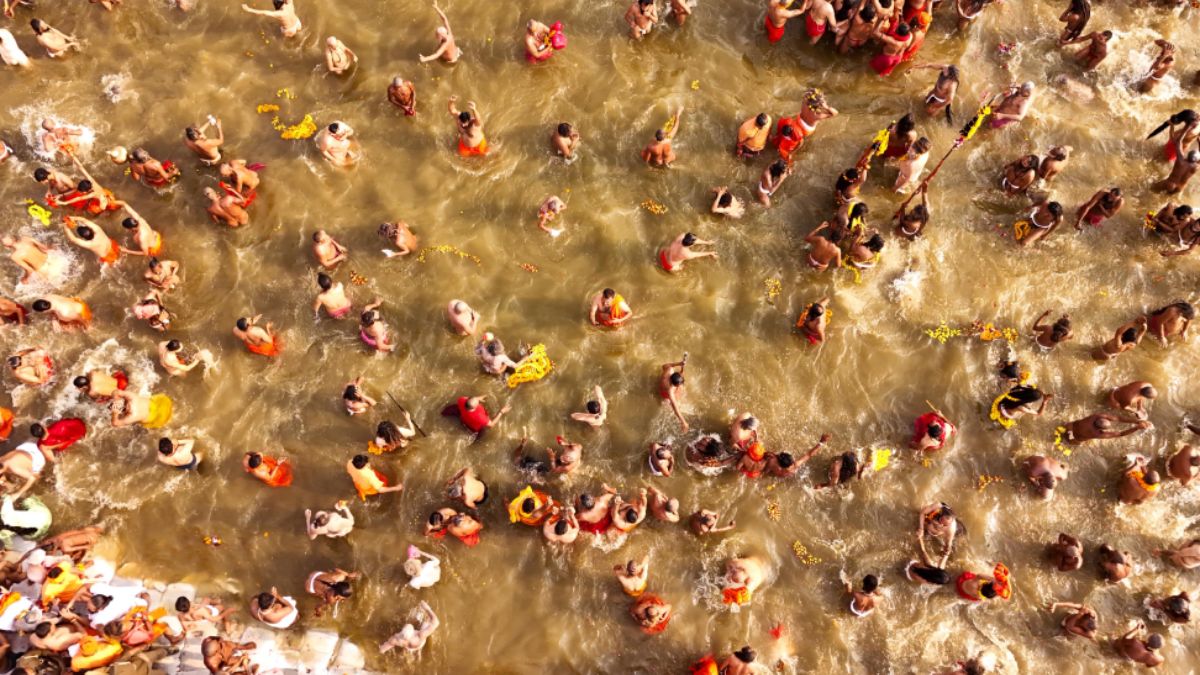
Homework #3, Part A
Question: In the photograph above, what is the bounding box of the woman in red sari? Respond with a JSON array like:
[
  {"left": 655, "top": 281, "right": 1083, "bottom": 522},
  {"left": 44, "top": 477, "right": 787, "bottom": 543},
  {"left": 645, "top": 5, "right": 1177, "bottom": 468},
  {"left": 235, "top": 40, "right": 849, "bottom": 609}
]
[{"left": 34, "top": 418, "right": 86, "bottom": 454}]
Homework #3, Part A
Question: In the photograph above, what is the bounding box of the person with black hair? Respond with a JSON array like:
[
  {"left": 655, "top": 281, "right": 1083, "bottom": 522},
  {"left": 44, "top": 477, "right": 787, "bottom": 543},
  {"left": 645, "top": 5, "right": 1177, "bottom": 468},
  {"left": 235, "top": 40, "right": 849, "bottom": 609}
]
[
  {"left": 341, "top": 376, "right": 376, "bottom": 416},
  {"left": 735, "top": 113, "right": 771, "bottom": 158},
  {"left": 144, "top": 257, "right": 181, "bottom": 292},
  {"left": 183, "top": 117, "right": 224, "bottom": 164},
  {"left": 29, "top": 19, "right": 78, "bottom": 58},
  {"left": 647, "top": 442, "right": 675, "bottom": 477},
  {"left": 710, "top": 186, "right": 745, "bottom": 219},
  {"left": 641, "top": 108, "right": 684, "bottom": 167},
  {"left": 1150, "top": 591, "right": 1190, "bottom": 625},
  {"left": 156, "top": 339, "right": 208, "bottom": 377},
  {"left": 241, "top": 0, "right": 302, "bottom": 37},
  {"left": 658, "top": 357, "right": 689, "bottom": 432},
  {"left": 314, "top": 121, "right": 362, "bottom": 168},
  {"left": 804, "top": 222, "right": 843, "bottom": 272},
  {"left": 765, "top": 434, "right": 829, "bottom": 478},
  {"left": 1049, "top": 601, "right": 1098, "bottom": 640},
  {"left": 720, "top": 645, "right": 758, "bottom": 674},
  {"left": 305, "top": 568, "right": 360, "bottom": 617},
  {"left": 542, "top": 506, "right": 580, "bottom": 544},
  {"left": 242, "top": 451, "right": 293, "bottom": 487},
  {"left": 247, "top": 588, "right": 297, "bottom": 629},
  {"left": 233, "top": 314, "right": 280, "bottom": 357},
  {"left": 844, "top": 575, "right": 881, "bottom": 617},
  {"left": 552, "top": 122, "right": 581, "bottom": 160},
  {"left": 346, "top": 454, "right": 403, "bottom": 501},
  {"left": 1032, "top": 311, "right": 1073, "bottom": 351},
  {"left": 1047, "top": 533, "right": 1084, "bottom": 572},
  {"left": 1021, "top": 455, "right": 1069, "bottom": 500},
  {"left": 448, "top": 96, "right": 486, "bottom": 156},
  {"left": 1146, "top": 302, "right": 1194, "bottom": 343},
  {"left": 1097, "top": 544, "right": 1133, "bottom": 583},
  {"left": 1114, "top": 622, "right": 1165, "bottom": 668},
  {"left": 1063, "top": 29, "right": 1111, "bottom": 71},
  {"left": 311, "top": 230, "right": 348, "bottom": 270},
  {"left": 156, "top": 436, "right": 199, "bottom": 469},
  {"left": 305, "top": 500, "right": 355, "bottom": 540},
  {"left": 1060, "top": 412, "right": 1149, "bottom": 445},
  {"left": 797, "top": 296, "right": 831, "bottom": 345},
  {"left": 570, "top": 385, "right": 608, "bottom": 427}
]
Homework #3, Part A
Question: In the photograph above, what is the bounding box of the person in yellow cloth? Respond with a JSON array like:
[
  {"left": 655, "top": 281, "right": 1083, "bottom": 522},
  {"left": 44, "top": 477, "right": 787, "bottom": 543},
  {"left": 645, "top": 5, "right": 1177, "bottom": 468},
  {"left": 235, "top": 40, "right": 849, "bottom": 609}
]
[
  {"left": 346, "top": 454, "right": 403, "bottom": 501},
  {"left": 508, "top": 485, "right": 554, "bottom": 526},
  {"left": 41, "top": 561, "right": 84, "bottom": 606},
  {"left": 70, "top": 636, "right": 123, "bottom": 671},
  {"left": 109, "top": 389, "right": 172, "bottom": 429}
]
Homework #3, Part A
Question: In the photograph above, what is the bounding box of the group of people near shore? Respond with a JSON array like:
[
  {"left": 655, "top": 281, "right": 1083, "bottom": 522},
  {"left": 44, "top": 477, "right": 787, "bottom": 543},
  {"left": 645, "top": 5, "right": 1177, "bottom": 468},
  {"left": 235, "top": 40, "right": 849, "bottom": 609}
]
[{"left": 1, "top": 0, "right": 1199, "bottom": 671}]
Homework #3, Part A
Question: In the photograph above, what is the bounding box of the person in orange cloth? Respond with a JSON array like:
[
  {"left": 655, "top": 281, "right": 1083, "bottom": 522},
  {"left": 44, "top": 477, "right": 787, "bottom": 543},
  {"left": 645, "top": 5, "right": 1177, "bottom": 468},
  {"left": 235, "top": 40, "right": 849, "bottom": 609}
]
[
  {"left": 31, "top": 295, "right": 91, "bottom": 330},
  {"left": 590, "top": 288, "right": 633, "bottom": 328},
  {"left": 630, "top": 593, "right": 672, "bottom": 634},
  {"left": 243, "top": 451, "right": 293, "bottom": 487},
  {"left": 346, "top": 454, "right": 403, "bottom": 500},
  {"left": 233, "top": 315, "right": 280, "bottom": 357},
  {"left": 0, "top": 408, "right": 13, "bottom": 442},
  {"left": 40, "top": 561, "right": 84, "bottom": 606},
  {"left": 61, "top": 216, "right": 120, "bottom": 265},
  {"left": 449, "top": 96, "right": 488, "bottom": 157}
]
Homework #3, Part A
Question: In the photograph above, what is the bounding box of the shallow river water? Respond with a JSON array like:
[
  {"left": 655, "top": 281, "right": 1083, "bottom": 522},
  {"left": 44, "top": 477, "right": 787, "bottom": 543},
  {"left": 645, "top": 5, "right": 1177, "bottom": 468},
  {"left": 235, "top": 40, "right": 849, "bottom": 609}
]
[{"left": 3, "top": 0, "right": 1200, "bottom": 672}]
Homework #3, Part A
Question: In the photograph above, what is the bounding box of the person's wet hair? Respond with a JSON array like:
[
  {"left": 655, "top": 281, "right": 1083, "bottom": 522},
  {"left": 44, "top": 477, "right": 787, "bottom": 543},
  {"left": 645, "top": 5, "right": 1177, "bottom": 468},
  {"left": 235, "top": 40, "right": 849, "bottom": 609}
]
[
  {"left": 777, "top": 452, "right": 794, "bottom": 468},
  {"left": 77, "top": 179, "right": 93, "bottom": 193},
  {"left": 361, "top": 310, "right": 378, "bottom": 326},
  {"left": 185, "top": 127, "right": 200, "bottom": 141},
  {"left": 428, "top": 511, "right": 444, "bottom": 526},
  {"left": 166, "top": 340, "right": 182, "bottom": 351},
  {"left": 807, "top": 303, "right": 825, "bottom": 320},
  {"left": 236, "top": 317, "right": 249, "bottom": 331},
  {"left": 328, "top": 122, "right": 340, "bottom": 134},
  {"left": 769, "top": 160, "right": 786, "bottom": 178},
  {"left": 862, "top": 574, "right": 879, "bottom": 592},
  {"left": 30, "top": 19, "right": 46, "bottom": 33},
  {"left": 578, "top": 493, "right": 595, "bottom": 509},
  {"left": 121, "top": 217, "right": 138, "bottom": 230},
  {"left": 586, "top": 400, "right": 601, "bottom": 415},
  {"left": 624, "top": 508, "right": 637, "bottom": 521},
  {"left": 718, "top": 192, "right": 732, "bottom": 208},
  {"left": 1047, "top": 201, "right": 1063, "bottom": 217},
  {"left": 1144, "top": 470, "right": 1161, "bottom": 485},
  {"left": 895, "top": 22, "right": 910, "bottom": 36},
  {"left": 909, "top": 564, "right": 949, "bottom": 584},
  {"left": 256, "top": 593, "right": 274, "bottom": 610},
  {"left": 1051, "top": 316, "right": 1071, "bottom": 338},
  {"left": 733, "top": 646, "right": 756, "bottom": 663},
  {"left": 158, "top": 438, "right": 173, "bottom": 455},
  {"left": 33, "top": 622, "right": 51, "bottom": 638},
  {"left": 1079, "top": 613, "right": 1097, "bottom": 632},
  {"left": 377, "top": 420, "right": 402, "bottom": 444},
  {"left": 1172, "top": 301, "right": 1196, "bottom": 320},
  {"left": 175, "top": 597, "right": 191, "bottom": 612},
  {"left": 75, "top": 225, "right": 95, "bottom": 241},
  {"left": 1147, "top": 634, "right": 1163, "bottom": 650},
  {"left": 654, "top": 129, "right": 666, "bottom": 142},
  {"left": 459, "top": 111, "right": 472, "bottom": 124},
  {"left": 895, "top": 113, "right": 915, "bottom": 135},
  {"left": 6, "top": 356, "right": 19, "bottom": 369},
  {"left": 332, "top": 581, "right": 352, "bottom": 597},
  {"left": 912, "top": 137, "right": 931, "bottom": 154},
  {"left": 979, "top": 583, "right": 997, "bottom": 599},
  {"left": 754, "top": 113, "right": 768, "bottom": 127},
  {"left": 34, "top": 168, "right": 50, "bottom": 182},
  {"left": 1166, "top": 596, "right": 1189, "bottom": 616},
  {"left": 927, "top": 423, "right": 943, "bottom": 440},
  {"left": 740, "top": 416, "right": 757, "bottom": 430},
  {"left": 554, "top": 519, "right": 568, "bottom": 535},
  {"left": 47, "top": 567, "right": 62, "bottom": 580},
  {"left": 1121, "top": 327, "right": 1138, "bottom": 343},
  {"left": 850, "top": 202, "right": 869, "bottom": 219},
  {"left": 860, "top": 3, "right": 875, "bottom": 19},
  {"left": 865, "top": 233, "right": 884, "bottom": 253},
  {"left": 522, "top": 498, "right": 536, "bottom": 513},
  {"left": 1006, "top": 385, "right": 1042, "bottom": 407},
  {"left": 30, "top": 422, "right": 45, "bottom": 438},
  {"left": 557, "top": 122, "right": 572, "bottom": 137},
  {"left": 317, "top": 273, "right": 332, "bottom": 290},
  {"left": 1022, "top": 154, "right": 1038, "bottom": 169},
  {"left": 1036, "top": 473, "right": 1056, "bottom": 491},
  {"left": 246, "top": 452, "right": 262, "bottom": 468},
  {"left": 1101, "top": 30, "right": 1112, "bottom": 39},
  {"left": 669, "top": 372, "right": 684, "bottom": 387},
  {"left": 351, "top": 454, "right": 368, "bottom": 469},
  {"left": 682, "top": 232, "right": 697, "bottom": 246},
  {"left": 781, "top": 124, "right": 795, "bottom": 138},
  {"left": 73, "top": 375, "right": 89, "bottom": 389}
]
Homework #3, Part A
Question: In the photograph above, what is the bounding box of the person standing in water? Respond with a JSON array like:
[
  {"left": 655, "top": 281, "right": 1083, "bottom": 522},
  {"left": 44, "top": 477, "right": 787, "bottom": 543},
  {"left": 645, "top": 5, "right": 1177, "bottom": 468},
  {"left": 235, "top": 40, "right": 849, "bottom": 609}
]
[
  {"left": 658, "top": 356, "right": 689, "bottom": 432},
  {"left": 241, "top": 0, "right": 302, "bottom": 37},
  {"left": 388, "top": 77, "right": 417, "bottom": 116},
  {"left": 641, "top": 108, "right": 684, "bottom": 167},
  {"left": 419, "top": 3, "right": 460, "bottom": 63},
  {"left": 448, "top": 96, "right": 487, "bottom": 156},
  {"left": 659, "top": 232, "right": 717, "bottom": 272}
]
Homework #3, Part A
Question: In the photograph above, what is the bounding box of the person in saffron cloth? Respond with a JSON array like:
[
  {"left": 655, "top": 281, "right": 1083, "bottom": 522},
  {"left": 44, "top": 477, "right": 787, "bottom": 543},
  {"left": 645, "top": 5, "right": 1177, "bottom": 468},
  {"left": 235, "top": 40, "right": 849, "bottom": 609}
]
[
  {"left": 910, "top": 407, "right": 957, "bottom": 452},
  {"left": 346, "top": 454, "right": 403, "bottom": 501},
  {"left": 955, "top": 562, "right": 1011, "bottom": 602},
  {"left": 722, "top": 556, "right": 766, "bottom": 608},
  {"left": 243, "top": 451, "right": 293, "bottom": 487},
  {"left": 590, "top": 288, "right": 633, "bottom": 327},
  {"left": 524, "top": 20, "right": 565, "bottom": 63},
  {"left": 448, "top": 96, "right": 487, "bottom": 157},
  {"left": 508, "top": 485, "right": 554, "bottom": 526},
  {"left": 0, "top": 408, "right": 12, "bottom": 442},
  {"left": 869, "top": 22, "right": 912, "bottom": 77},
  {"left": 233, "top": 314, "right": 280, "bottom": 357},
  {"left": 33, "top": 419, "right": 86, "bottom": 454},
  {"left": 576, "top": 486, "right": 618, "bottom": 534},
  {"left": 630, "top": 593, "right": 671, "bottom": 634}
]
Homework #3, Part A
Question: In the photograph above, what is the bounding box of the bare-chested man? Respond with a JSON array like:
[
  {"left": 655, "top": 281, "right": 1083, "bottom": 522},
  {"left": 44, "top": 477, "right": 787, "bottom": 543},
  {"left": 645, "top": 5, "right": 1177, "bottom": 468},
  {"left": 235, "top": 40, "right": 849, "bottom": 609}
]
[
  {"left": 312, "top": 230, "right": 347, "bottom": 269},
  {"left": 184, "top": 118, "right": 224, "bottom": 165},
  {"left": 2, "top": 236, "right": 54, "bottom": 283},
  {"left": 1063, "top": 30, "right": 1111, "bottom": 71},
  {"left": 641, "top": 108, "right": 684, "bottom": 167},
  {"left": 625, "top": 0, "right": 659, "bottom": 39},
  {"left": 204, "top": 187, "right": 248, "bottom": 228},
  {"left": 659, "top": 232, "right": 716, "bottom": 272},
  {"left": 30, "top": 19, "right": 79, "bottom": 58},
  {"left": 448, "top": 97, "right": 487, "bottom": 156},
  {"left": 1138, "top": 40, "right": 1175, "bottom": 94},
  {"left": 388, "top": 77, "right": 417, "bottom": 116},
  {"left": 158, "top": 340, "right": 208, "bottom": 377},
  {"left": 419, "top": 3, "right": 460, "bottom": 63},
  {"left": 991, "top": 82, "right": 1035, "bottom": 129},
  {"left": 31, "top": 295, "right": 90, "bottom": 331},
  {"left": 314, "top": 122, "right": 362, "bottom": 167},
  {"left": 241, "top": 0, "right": 302, "bottom": 37}
]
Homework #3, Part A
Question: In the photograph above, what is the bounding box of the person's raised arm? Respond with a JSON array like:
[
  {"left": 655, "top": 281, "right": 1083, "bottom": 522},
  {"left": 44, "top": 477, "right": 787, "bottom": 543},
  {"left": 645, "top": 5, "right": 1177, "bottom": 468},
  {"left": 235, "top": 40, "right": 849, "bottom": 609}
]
[{"left": 1032, "top": 310, "right": 1051, "bottom": 332}]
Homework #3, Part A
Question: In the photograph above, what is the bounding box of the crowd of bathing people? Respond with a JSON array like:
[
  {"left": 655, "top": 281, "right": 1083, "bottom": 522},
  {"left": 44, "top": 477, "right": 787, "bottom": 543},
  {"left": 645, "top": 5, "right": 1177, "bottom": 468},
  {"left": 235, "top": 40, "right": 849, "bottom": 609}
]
[{"left": 1, "top": 0, "right": 1200, "bottom": 671}]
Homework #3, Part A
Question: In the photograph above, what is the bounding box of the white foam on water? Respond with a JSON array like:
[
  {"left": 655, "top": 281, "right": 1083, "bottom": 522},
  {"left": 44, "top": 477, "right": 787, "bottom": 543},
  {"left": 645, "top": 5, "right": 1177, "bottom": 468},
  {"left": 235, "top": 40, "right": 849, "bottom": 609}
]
[{"left": 100, "top": 72, "right": 137, "bottom": 104}]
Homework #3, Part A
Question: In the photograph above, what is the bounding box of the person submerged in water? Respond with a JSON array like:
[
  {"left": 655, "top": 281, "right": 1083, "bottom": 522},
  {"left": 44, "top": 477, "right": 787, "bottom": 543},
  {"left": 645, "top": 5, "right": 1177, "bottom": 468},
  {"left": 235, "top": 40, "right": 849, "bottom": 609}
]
[
  {"left": 234, "top": 314, "right": 280, "bottom": 357},
  {"left": 380, "top": 601, "right": 440, "bottom": 656},
  {"left": 306, "top": 500, "right": 355, "bottom": 539},
  {"left": 1047, "top": 533, "right": 1083, "bottom": 572},
  {"left": 1114, "top": 623, "right": 1164, "bottom": 668},
  {"left": 243, "top": 451, "right": 293, "bottom": 487},
  {"left": 419, "top": 3, "right": 460, "bottom": 63},
  {"left": 1022, "top": 455, "right": 1069, "bottom": 500},
  {"left": 1059, "top": 412, "right": 1149, "bottom": 445},
  {"left": 1048, "top": 601, "right": 1098, "bottom": 640},
  {"left": 689, "top": 508, "right": 735, "bottom": 536},
  {"left": 448, "top": 96, "right": 487, "bottom": 157},
  {"left": 1032, "top": 311, "right": 1072, "bottom": 350},
  {"left": 1166, "top": 443, "right": 1200, "bottom": 485},
  {"left": 844, "top": 575, "right": 881, "bottom": 618}
]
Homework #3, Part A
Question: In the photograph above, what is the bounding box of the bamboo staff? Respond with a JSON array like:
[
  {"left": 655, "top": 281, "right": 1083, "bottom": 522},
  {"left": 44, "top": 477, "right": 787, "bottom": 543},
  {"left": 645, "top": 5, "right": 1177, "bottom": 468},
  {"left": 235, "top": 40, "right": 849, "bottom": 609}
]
[{"left": 893, "top": 93, "right": 998, "bottom": 219}]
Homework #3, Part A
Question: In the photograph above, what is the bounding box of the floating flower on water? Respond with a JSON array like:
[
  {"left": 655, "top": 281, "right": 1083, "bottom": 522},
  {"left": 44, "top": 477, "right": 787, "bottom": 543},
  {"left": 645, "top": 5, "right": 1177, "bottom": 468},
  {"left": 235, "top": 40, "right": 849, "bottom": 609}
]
[
  {"left": 972, "top": 321, "right": 1019, "bottom": 343},
  {"left": 766, "top": 500, "right": 781, "bottom": 522},
  {"left": 349, "top": 270, "right": 368, "bottom": 286},
  {"left": 275, "top": 87, "right": 296, "bottom": 100},
  {"left": 256, "top": 103, "right": 280, "bottom": 114},
  {"left": 203, "top": 535, "right": 222, "bottom": 547},
  {"left": 1052, "top": 426, "right": 1071, "bottom": 456},
  {"left": 245, "top": 50, "right": 255, "bottom": 58},
  {"left": 416, "top": 245, "right": 482, "bottom": 266},
  {"left": 924, "top": 322, "right": 962, "bottom": 344},
  {"left": 976, "top": 474, "right": 1004, "bottom": 491},
  {"left": 507, "top": 344, "right": 553, "bottom": 388},
  {"left": 24, "top": 200, "right": 51, "bottom": 226},
  {"left": 519, "top": 262, "right": 539, "bottom": 273},
  {"left": 690, "top": 80, "right": 700, "bottom": 90},
  {"left": 274, "top": 114, "right": 317, "bottom": 140},
  {"left": 764, "top": 278, "right": 781, "bottom": 302},
  {"left": 640, "top": 199, "right": 668, "bottom": 215},
  {"left": 791, "top": 541, "right": 821, "bottom": 565},
  {"left": 769, "top": 624, "right": 786, "bottom": 639},
  {"left": 871, "top": 448, "right": 892, "bottom": 472}
]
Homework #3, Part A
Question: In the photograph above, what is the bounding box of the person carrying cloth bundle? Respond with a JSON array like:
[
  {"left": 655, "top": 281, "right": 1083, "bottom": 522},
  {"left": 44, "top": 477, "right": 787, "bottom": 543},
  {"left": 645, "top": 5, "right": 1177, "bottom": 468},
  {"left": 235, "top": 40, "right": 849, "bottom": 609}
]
[
  {"left": 524, "top": 20, "right": 565, "bottom": 63},
  {"left": 955, "top": 562, "right": 1011, "bottom": 602},
  {"left": 346, "top": 454, "right": 403, "bottom": 501}
]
